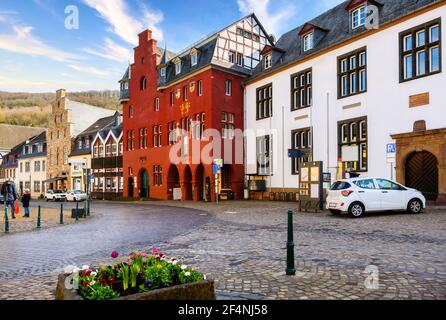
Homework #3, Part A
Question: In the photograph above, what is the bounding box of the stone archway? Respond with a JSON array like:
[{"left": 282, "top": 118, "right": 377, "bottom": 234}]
[
  {"left": 194, "top": 164, "right": 205, "bottom": 201},
  {"left": 139, "top": 169, "right": 149, "bottom": 198},
  {"left": 128, "top": 177, "right": 134, "bottom": 198},
  {"left": 183, "top": 166, "right": 193, "bottom": 201},
  {"left": 167, "top": 165, "right": 180, "bottom": 200},
  {"left": 392, "top": 126, "right": 446, "bottom": 204},
  {"left": 405, "top": 151, "right": 439, "bottom": 201}
]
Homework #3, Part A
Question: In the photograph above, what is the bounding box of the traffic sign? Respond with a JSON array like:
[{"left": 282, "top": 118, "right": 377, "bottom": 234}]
[{"left": 386, "top": 143, "right": 396, "bottom": 154}]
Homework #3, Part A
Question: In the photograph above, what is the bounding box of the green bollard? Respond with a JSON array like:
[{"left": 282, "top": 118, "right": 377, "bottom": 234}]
[
  {"left": 286, "top": 210, "right": 296, "bottom": 276},
  {"left": 37, "top": 206, "right": 41, "bottom": 229},
  {"left": 60, "top": 203, "right": 64, "bottom": 225},
  {"left": 4, "top": 205, "right": 9, "bottom": 233}
]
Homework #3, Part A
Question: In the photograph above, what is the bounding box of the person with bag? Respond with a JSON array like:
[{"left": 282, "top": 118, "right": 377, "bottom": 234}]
[
  {"left": 21, "top": 189, "right": 31, "bottom": 218},
  {"left": 1, "top": 179, "right": 19, "bottom": 219}
]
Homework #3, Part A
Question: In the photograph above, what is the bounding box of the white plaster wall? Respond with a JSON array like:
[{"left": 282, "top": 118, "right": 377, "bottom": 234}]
[{"left": 245, "top": 6, "right": 446, "bottom": 189}]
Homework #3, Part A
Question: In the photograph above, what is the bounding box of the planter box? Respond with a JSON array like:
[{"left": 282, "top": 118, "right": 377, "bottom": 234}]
[{"left": 55, "top": 274, "right": 215, "bottom": 300}]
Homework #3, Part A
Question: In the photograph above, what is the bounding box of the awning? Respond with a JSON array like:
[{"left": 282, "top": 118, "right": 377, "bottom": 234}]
[{"left": 43, "top": 177, "right": 67, "bottom": 183}]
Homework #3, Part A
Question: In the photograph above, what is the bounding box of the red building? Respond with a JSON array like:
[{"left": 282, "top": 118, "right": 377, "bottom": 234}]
[{"left": 120, "top": 14, "right": 272, "bottom": 201}]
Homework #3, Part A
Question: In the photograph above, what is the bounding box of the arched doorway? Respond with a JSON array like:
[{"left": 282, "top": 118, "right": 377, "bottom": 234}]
[
  {"left": 128, "top": 177, "right": 134, "bottom": 198},
  {"left": 139, "top": 170, "right": 149, "bottom": 198},
  {"left": 183, "top": 166, "right": 193, "bottom": 201},
  {"left": 405, "top": 151, "right": 439, "bottom": 201},
  {"left": 167, "top": 165, "right": 180, "bottom": 200},
  {"left": 195, "top": 164, "right": 205, "bottom": 201}
]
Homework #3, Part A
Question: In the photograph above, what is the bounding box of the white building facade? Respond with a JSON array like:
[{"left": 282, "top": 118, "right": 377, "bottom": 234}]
[
  {"left": 16, "top": 131, "right": 47, "bottom": 198},
  {"left": 245, "top": 0, "right": 446, "bottom": 204}
]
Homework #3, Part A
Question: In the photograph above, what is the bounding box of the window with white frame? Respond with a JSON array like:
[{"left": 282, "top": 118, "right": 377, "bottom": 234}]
[
  {"left": 236, "top": 53, "right": 244, "bottom": 67},
  {"left": 303, "top": 32, "right": 314, "bottom": 51},
  {"left": 221, "top": 112, "right": 235, "bottom": 140},
  {"left": 198, "top": 80, "right": 203, "bottom": 96},
  {"left": 160, "top": 67, "right": 166, "bottom": 77},
  {"left": 191, "top": 52, "right": 198, "bottom": 66},
  {"left": 291, "top": 128, "right": 312, "bottom": 174},
  {"left": 291, "top": 68, "right": 312, "bottom": 110},
  {"left": 257, "top": 135, "right": 272, "bottom": 176},
  {"left": 154, "top": 97, "right": 160, "bottom": 111},
  {"left": 256, "top": 83, "right": 273, "bottom": 120},
  {"left": 225, "top": 80, "right": 232, "bottom": 96},
  {"left": 264, "top": 53, "right": 272, "bottom": 69},
  {"left": 229, "top": 51, "right": 235, "bottom": 64},
  {"left": 351, "top": 5, "right": 366, "bottom": 29},
  {"left": 175, "top": 60, "right": 181, "bottom": 74}
]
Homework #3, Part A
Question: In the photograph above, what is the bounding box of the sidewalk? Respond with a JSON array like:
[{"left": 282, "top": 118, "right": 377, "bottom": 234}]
[{"left": 0, "top": 206, "right": 77, "bottom": 236}]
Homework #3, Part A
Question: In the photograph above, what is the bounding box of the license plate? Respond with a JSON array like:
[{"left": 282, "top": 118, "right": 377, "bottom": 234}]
[{"left": 329, "top": 203, "right": 337, "bottom": 208}]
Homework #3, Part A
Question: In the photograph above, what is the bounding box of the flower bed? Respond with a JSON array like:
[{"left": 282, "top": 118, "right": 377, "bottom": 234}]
[{"left": 56, "top": 248, "right": 215, "bottom": 300}]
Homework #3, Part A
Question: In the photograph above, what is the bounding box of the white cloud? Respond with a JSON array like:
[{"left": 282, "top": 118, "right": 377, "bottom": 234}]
[
  {"left": 0, "top": 24, "right": 79, "bottom": 62},
  {"left": 82, "top": 0, "right": 164, "bottom": 46},
  {"left": 83, "top": 37, "right": 133, "bottom": 62},
  {"left": 68, "top": 64, "right": 111, "bottom": 77},
  {"left": 237, "top": 0, "right": 297, "bottom": 36}
]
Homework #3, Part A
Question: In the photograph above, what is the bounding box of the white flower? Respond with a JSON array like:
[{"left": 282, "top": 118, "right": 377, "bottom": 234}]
[
  {"left": 167, "top": 260, "right": 172, "bottom": 264},
  {"left": 90, "top": 281, "right": 96, "bottom": 286},
  {"left": 72, "top": 267, "right": 80, "bottom": 274},
  {"left": 181, "top": 265, "right": 188, "bottom": 270},
  {"left": 184, "top": 272, "right": 191, "bottom": 277},
  {"left": 91, "top": 272, "right": 97, "bottom": 277},
  {"left": 172, "top": 261, "right": 178, "bottom": 266},
  {"left": 81, "top": 265, "right": 90, "bottom": 271},
  {"left": 204, "top": 274, "right": 207, "bottom": 280}
]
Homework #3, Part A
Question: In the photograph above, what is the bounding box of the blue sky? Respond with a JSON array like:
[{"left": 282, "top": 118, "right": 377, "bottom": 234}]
[{"left": 0, "top": 0, "right": 344, "bottom": 92}]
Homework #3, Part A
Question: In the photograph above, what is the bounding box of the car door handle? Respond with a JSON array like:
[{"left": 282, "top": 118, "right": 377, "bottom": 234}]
[
  {"left": 382, "top": 191, "right": 389, "bottom": 194},
  {"left": 358, "top": 191, "right": 365, "bottom": 193}
]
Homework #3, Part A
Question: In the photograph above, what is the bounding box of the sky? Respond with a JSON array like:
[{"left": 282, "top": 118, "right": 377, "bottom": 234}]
[{"left": 0, "top": 0, "right": 344, "bottom": 93}]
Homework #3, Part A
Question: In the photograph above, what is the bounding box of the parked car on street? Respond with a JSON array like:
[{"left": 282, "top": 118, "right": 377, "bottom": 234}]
[
  {"left": 45, "top": 190, "right": 67, "bottom": 202},
  {"left": 66, "top": 190, "right": 87, "bottom": 202},
  {"left": 327, "top": 178, "right": 426, "bottom": 218}
]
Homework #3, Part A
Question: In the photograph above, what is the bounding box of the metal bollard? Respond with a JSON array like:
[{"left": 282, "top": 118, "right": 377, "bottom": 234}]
[
  {"left": 286, "top": 210, "right": 296, "bottom": 276},
  {"left": 87, "top": 199, "right": 90, "bottom": 217},
  {"left": 37, "top": 206, "right": 41, "bottom": 229},
  {"left": 60, "top": 203, "right": 64, "bottom": 225},
  {"left": 4, "top": 205, "right": 9, "bottom": 233}
]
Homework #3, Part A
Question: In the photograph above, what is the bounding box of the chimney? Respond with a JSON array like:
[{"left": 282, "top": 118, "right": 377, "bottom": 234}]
[
  {"left": 138, "top": 30, "right": 153, "bottom": 45},
  {"left": 56, "top": 89, "right": 66, "bottom": 99}
]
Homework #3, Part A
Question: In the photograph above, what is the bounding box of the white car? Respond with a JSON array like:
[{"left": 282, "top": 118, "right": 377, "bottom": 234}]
[
  {"left": 45, "top": 190, "right": 67, "bottom": 202},
  {"left": 66, "top": 190, "right": 87, "bottom": 202},
  {"left": 326, "top": 178, "right": 426, "bottom": 218}
]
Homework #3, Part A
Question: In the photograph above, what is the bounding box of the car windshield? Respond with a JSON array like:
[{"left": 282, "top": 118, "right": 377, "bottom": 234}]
[
  {"left": 74, "top": 191, "right": 81, "bottom": 194},
  {"left": 330, "top": 181, "right": 351, "bottom": 190},
  {"left": 54, "top": 190, "right": 64, "bottom": 194}
]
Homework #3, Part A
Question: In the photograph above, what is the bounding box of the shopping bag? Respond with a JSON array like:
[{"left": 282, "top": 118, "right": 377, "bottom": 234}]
[{"left": 14, "top": 200, "right": 20, "bottom": 214}]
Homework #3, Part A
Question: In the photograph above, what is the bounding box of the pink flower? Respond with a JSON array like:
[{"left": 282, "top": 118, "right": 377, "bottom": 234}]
[
  {"left": 151, "top": 247, "right": 159, "bottom": 254},
  {"left": 111, "top": 251, "right": 119, "bottom": 259}
]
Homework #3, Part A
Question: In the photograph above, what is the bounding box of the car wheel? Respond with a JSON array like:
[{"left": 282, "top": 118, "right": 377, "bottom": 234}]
[
  {"left": 348, "top": 202, "right": 365, "bottom": 218},
  {"left": 408, "top": 199, "right": 422, "bottom": 214},
  {"left": 329, "top": 209, "right": 341, "bottom": 216}
]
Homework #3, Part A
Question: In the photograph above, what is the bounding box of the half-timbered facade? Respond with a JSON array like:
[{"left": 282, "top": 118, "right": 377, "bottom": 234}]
[{"left": 91, "top": 118, "right": 123, "bottom": 200}]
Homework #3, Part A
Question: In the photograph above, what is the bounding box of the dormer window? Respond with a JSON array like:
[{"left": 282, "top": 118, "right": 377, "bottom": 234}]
[
  {"left": 190, "top": 49, "right": 198, "bottom": 66},
  {"left": 351, "top": 5, "right": 366, "bottom": 29},
  {"left": 160, "top": 67, "right": 166, "bottom": 77},
  {"left": 264, "top": 53, "right": 272, "bottom": 69},
  {"left": 174, "top": 59, "right": 182, "bottom": 75},
  {"left": 303, "top": 32, "right": 314, "bottom": 51}
]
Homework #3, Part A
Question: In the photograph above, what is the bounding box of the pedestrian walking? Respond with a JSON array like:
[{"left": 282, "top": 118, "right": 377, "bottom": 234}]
[
  {"left": 21, "top": 189, "right": 31, "bottom": 218},
  {"left": 1, "top": 179, "right": 19, "bottom": 219}
]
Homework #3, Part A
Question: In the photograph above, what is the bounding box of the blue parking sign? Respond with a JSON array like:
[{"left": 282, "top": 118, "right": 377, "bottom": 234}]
[{"left": 386, "top": 143, "right": 396, "bottom": 154}]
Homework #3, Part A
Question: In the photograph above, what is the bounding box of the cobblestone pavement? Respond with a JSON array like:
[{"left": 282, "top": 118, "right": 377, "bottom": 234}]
[
  {"left": 0, "top": 200, "right": 445, "bottom": 300},
  {"left": 0, "top": 204, "right": 75, "bottom": 236}
]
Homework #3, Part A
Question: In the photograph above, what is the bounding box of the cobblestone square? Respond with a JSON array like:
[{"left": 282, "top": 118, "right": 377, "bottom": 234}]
[{"left": 0, "top": 201, "right": 445, "bottom": 300}]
